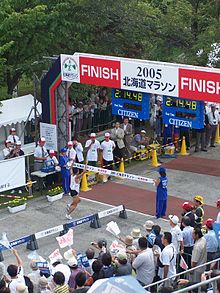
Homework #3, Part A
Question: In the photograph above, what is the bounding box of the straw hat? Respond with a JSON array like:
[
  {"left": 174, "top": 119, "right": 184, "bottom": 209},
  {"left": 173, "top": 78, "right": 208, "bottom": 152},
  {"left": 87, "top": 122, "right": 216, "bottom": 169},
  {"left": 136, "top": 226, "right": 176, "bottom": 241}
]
[
  {"left": 38, "top": 276, "right": 48, "bottom": 288},
  {"left": 124, "top": 235, "right": 133, "bottom": 246},
  {"left": 15, "top": 284, "right": 28, "bottom": 293},
  {"left": 130, "top": 228, "right": 141, "bottom": 239},
  {"left": 143, "top": 220, "right": 154, "bottom": 231},
  {"left": 64, "top": 249, "right": 75, "bottom": 260}
]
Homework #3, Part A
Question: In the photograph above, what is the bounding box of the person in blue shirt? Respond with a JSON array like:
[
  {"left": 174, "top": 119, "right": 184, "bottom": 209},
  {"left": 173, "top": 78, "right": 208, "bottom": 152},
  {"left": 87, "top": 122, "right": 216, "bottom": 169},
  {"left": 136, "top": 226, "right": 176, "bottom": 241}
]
[
  {"left": 154, "top": 166, "right": 168, "bottom": 219},
  {"left": 59, "top": 148, "right": 70, "bottom": 195}
]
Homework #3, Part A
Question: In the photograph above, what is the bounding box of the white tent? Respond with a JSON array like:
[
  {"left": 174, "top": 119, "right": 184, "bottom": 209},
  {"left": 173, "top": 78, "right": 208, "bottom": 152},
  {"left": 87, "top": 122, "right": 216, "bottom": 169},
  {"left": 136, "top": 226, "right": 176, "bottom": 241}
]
[{"left": 0, "top": 94, "right": 42, "bottom": 157}]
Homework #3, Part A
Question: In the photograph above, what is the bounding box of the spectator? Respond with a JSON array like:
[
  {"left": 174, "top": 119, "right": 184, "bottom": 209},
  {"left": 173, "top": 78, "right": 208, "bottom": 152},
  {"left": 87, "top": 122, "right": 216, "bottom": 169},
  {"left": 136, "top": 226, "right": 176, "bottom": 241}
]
[
  {"left": 158, "top": 232, "right": 176, "bottom": 280},
  {"left": 66, "top": 141, "right": 76, "bottom": 162},
  {"left": 132, "top": 237, "right": 155, "bottom": 286},
  {"left": 120, "top": 117, "right": 133, "bottom": 159},
  {"left": 37, "top": 276, "right": 51, "bottom": 293},
  {"left": 150, "top": 225, "right": 164, "bottom": 251},
  {"left": 91, "top": 260, "right": 103, "bottom": 283},
  {"left": 7, "top": 249, "right": 25, "bottom": 293},
  {"left": 191, "top": 228, "right": 207, "bottom": 282},
  {"left": 154, "top": 167, "right": 168, "bottom": 219},
  {"left": 68, "top": 257, "right": 83, "bottom": 291},
  {"left": 114, "top": 251, "right": 132, "bottom": 276},
  {"left": 85, "top": 133, "right": 100, "bottom": 167},
  {"left": 85, "top": 248, "right": 95, "bottom": 275},
  {"left": 110, "top": 122, "right": 125, "bottom": 164},
  {"left": 0, "top": 263, "right": 5, "bottom": 282},
  {"left": 34, "top": 137, "right": 48, "bottom": 190},
  {"left": 153, "top": 97, "right": 163, "bottom": 139},
  {"left": 206, "top": 104, "right": 220, "bottom": 147},
  {"left": 10, "top": 141, "right": 24, "bottom": 158},
  {"left": 53, "top": 272, "right": 69, "bottom": 293},
  {"left": 73, "top": 139, "right": 84, "bottom": 164},
  {"left": 15, "top": 283, "right": 28, "bottom": 293},
  {"left": 46, "top": 150, "right": 59, "bottom": 187},
  {"left": 130, "top": 228, "right": 141, "bottom": 248},
  {"left": 130, "top": 130, "right": 149, "bottom": 153},
  {"left": 27, "top": 261, "right": 41, "bottom": 293},
  {"left": 169, "top": 215, "right": 184, "bottom": 255},
  {"left": 193, "top": 195, "right": 204, "bottom": 229},
  {"left": 100, "top": 253, "right": 115, "bottom": 278},
  {"left": 7, "top": 128, "right": 20, "bottom": 146},
  {"left": 91, "top": 239, "right": 107, "bottom": 261},
  {"left": 181, "top": 202, "right": 195, "bottom": 229},
  {"left": 59, "top": 148, "right": 70, "bottom": 196},
  {"left": 216, "top": 199, "right": 220, "bottom": 223},
  {"left": 143, "top": 220, "right": 155, "bottom": 236},
  {"left": 204, "top": 219, "right": 218, "bottom": 262},
  {"left": 74, "top": 272, "right": 89, "bottom": 293},
  {"left": 3, "top": 140, "right": 13, "bottom": 159},
  {"left": 195, "top": 106, "right": 209, "bottom": 152},
  {"left": 0, "top": 279, "right": 10, "bottom": 293},
  {"left": 75, "top": 102, "right": 84, "bottom": 135},
  {"left": 119, "top": 235, "right": 136, "bottom": 264},
  {"left": 100, "top": 133, "right": 115, "bottom": 174},
  {"left": 182, "top": 216, "right": 194, "bottom": 269}
]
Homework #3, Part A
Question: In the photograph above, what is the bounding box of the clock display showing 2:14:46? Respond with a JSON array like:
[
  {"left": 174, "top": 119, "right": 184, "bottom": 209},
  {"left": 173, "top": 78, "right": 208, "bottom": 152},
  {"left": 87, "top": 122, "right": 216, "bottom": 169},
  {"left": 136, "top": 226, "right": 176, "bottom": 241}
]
[{"left": 165, "top": 97, "right": 197, "bottom": 110}]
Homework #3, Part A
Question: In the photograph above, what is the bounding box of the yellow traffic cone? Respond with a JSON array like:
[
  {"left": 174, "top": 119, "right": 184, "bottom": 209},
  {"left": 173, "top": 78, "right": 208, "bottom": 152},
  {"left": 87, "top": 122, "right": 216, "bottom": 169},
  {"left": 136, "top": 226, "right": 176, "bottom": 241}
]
[
  {"left": 117, "top": 158, "right": 125, "bottom": 179},
  {"left": 80, "top": 173, "right": 91, "bottom": 192},
  {"left": 180, "top": 136, "right": 189, "bottom": 156},
  {"left": 215, "top": 124, "right": 220, "bottom": 144},
  {"left": 149, "top": 149, "right": 161, "bottom": 167}
]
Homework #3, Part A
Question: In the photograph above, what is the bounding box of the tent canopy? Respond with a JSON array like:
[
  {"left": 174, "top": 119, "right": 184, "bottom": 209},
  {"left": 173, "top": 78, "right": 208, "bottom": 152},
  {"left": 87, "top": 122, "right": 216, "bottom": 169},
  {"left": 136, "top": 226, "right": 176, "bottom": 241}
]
[{"left": 0, "top": 94, "right": 42, "bottom": 127}]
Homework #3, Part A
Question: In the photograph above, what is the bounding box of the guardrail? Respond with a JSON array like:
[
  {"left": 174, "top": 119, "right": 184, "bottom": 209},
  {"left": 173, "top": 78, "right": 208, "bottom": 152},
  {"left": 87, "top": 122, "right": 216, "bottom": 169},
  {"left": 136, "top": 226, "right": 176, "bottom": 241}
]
[{"left": 0, "top": 204, "right": 127, "bottom": 261}]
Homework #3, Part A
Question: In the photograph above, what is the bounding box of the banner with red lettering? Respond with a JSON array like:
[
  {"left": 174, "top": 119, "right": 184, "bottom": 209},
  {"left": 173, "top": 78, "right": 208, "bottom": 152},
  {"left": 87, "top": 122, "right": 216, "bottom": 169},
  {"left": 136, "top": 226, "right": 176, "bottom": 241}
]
[{"left": 60, "top": 53, "right": 220, "bottom": 103}]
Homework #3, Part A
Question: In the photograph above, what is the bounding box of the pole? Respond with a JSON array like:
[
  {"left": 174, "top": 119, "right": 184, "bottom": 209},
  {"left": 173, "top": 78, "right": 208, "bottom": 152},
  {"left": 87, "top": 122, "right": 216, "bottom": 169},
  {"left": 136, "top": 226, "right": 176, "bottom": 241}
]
[
  {"left": 26, "top": 155, "right": 33, "bottom": 197},
  {"left": 33, "top": 73, "right": 38, "bottom": 146}
]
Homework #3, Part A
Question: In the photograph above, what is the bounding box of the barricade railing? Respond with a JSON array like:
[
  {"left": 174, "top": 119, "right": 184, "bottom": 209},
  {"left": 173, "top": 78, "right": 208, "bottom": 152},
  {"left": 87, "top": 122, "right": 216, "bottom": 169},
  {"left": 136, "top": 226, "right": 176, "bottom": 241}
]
[
  {"left": 175, "top": 274, "right": 220, "bottom": 293},
  {"left": 144, "top": 256, "right": 220, "bottom": 291},
  {"left": 0, "top": 204, "right": 127, "bottom": 260}
]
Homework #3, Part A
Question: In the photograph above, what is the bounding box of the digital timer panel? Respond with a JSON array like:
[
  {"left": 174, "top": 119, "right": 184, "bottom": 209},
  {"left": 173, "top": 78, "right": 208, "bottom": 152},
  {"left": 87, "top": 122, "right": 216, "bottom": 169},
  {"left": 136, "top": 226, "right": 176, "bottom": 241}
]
[
  {"left": 112, "top": 89, "right": 150, "bottom": 120},
  {"left": 163, "top": 96, "right": 204, "bottom": 129},
  {"left": 114, "top": 89, "right": 143, "bottom": 102},
  {"left": 165, "top": 97, "right": 197, "bottom": 110}
]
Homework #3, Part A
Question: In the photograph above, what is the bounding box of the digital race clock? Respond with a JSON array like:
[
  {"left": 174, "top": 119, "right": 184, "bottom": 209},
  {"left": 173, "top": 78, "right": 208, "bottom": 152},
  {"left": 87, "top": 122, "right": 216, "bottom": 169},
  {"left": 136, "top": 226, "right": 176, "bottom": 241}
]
[
  {"left": 112, "top": 89, "right": 150, "bottom": 120},
  {"left": 163, "top": 96, "right": 204, "bottom": 129}
]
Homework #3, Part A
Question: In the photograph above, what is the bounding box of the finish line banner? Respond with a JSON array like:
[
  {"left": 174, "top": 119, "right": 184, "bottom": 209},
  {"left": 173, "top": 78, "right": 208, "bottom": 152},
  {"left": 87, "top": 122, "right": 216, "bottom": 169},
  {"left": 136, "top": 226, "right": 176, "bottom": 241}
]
[
  {"left": 0, "top": 156, "right": 26, "bottom": 192},
  {"left": 73, "top": 163, "right": 154, "bottom": 184}
]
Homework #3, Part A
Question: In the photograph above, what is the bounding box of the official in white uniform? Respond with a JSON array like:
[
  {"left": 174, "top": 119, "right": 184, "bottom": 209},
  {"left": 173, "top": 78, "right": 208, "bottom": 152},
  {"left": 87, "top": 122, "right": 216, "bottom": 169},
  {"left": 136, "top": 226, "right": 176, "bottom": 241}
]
[
  {"left": 85, "top": 133, "right": 100, "bottom": 166},
  {"left": 66, "top": 141, "right": 76, "bottom": 162},
  {"left": 7, "top": 128, "right": 20, "bottom": 146},
  {"left": 34, "top": 137, "right": 48, "bottom": 189},
  {"left": 100, "top": 132, "right": 115, "bottom": 170}
]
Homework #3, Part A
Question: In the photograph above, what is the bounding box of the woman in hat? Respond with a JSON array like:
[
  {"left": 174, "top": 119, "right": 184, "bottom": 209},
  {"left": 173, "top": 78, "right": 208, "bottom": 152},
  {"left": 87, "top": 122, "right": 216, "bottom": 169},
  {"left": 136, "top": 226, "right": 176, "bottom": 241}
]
[
  {"left": 154, "top": 166, "right": 168, "bottom": 219},
  {"left": 59, "top": 148, "right": 70, "bottom": 196}
]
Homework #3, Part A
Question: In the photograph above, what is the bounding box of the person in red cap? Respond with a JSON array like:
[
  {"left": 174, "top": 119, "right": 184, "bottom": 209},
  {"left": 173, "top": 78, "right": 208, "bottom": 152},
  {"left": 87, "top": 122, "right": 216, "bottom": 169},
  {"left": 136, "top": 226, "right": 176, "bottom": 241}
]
[
  {"left": 7, "top": 128, "right": 19, "bottom": 146},
  {"left": 100, "top": 133, "right": 115, "bottom": 178},
  {"left": 204, "top": 219, "right": 218, "bottom": 264},
  {"left": 216, "top": 200, "right": 220, "bottom": 223},
  {"left": 181, "top": 202, "right": 195, "bottom": 229},
  {"left": 67, "top": 141, "right": 76, "bottom": 162},
  {"left": 46, "top": 150, "right": 59, "bottom": 187},
  {"left": 85, "top": 133, "right": 100, "bottom": 167}
]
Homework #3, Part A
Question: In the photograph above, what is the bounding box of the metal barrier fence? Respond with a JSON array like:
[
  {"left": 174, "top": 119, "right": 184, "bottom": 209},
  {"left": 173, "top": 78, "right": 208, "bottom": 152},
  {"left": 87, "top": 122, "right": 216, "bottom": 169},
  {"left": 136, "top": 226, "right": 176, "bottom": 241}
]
[
  {"left": 144, "top": 256, "right": 220, "bottom": 292},
  {"left": 0, "top": 204, "right": 127, "bottom": 261}
]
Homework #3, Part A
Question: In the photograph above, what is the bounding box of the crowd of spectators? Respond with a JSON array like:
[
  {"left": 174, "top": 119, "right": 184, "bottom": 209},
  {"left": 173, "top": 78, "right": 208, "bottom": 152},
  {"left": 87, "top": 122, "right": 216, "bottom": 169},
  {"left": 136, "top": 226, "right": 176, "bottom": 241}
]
[{"left": 0, "top": 196, "right": 220, "bottom": 293}]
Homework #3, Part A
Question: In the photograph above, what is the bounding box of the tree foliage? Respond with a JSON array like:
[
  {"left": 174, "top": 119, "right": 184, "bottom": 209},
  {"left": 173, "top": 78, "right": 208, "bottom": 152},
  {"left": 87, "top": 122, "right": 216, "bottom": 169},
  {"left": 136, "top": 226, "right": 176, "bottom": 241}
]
[{"left": 0, "top": 0, "right": 219, "bottom": 97}]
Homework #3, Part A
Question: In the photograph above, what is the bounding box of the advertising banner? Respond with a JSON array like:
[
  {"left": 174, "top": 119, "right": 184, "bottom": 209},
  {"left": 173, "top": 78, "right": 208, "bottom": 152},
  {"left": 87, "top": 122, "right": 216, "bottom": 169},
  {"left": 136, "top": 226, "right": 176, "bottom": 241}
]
[
  {"left": 60, "top": 53, "right": 220, "bottom": 103},
  {"left": 0, "top": 156, "right": 26, "bottom": 192}
]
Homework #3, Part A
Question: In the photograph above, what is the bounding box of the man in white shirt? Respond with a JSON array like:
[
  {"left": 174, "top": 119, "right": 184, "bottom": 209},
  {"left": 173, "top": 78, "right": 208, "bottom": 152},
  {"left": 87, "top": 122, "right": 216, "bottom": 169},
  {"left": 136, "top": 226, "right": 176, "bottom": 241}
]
[
  {"left": 73, "top": 139, "right": 84, "bottom": 164},
  {"left": 132, "top": 237, "right": 155, "bottom": 286},
  {"left": 34, "top": 137, "right": 48, "bottom": 190},
  {"left": 100, "top": 133, "right": 115, "bottom": 170},
  {"left": 66, "top": 141, "right": 76, "bottom": 162},
  {"left": 169, "top": 215, "right": 184, "bottom": 255},
  {"left": 207, "top": 104, "right": 220, "bottom": 147},
  {"left": 7, "top": 128, "right": 20, "bottom": 146},
  {"left": 85, "top": 133, "right": 100, "bottom": 166},
  {"left": 7, "top": 249, "right": 25, "bottom": 293},
  {"left": 158, "top": 232, "right": 176, "bottom": 280}
]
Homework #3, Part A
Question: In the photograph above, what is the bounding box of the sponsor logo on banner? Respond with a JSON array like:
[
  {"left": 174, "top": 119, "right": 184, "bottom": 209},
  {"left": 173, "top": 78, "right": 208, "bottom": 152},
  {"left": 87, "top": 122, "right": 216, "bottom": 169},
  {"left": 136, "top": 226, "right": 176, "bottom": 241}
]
[
  {"left": 60, "top": 54, "right": 80, "bottom": 83},
  {"left": 98, "top": 205, "right": 124, "bottom": 219},
  {"left": 179, "top": 68, "right": 220, "bottom": 102},
  {"left": 35, "top": 225, "right": 63, "bottom": 240},
  {"left": 79, "top": 56, "right": 121, "bottom": 88},
  {"left": 120, "top": 60, "right": 178, "bottom": 97}
]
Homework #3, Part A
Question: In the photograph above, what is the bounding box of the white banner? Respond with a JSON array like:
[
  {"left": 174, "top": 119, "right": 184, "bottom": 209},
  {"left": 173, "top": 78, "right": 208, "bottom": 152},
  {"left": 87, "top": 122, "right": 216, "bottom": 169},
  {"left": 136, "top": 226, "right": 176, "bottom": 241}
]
[
  {"left": 56, "top": 229, "right": 73, "bottom": 248},
  {"left": 40, "top": 122, "right": 58, "bottom": 151},
  {"left": 73, "top": 163, "right": 154, "bottom": 184},
  {"left": 0, "top": 156, "right": 26, "bottom": 192},
  {"left": 98, "top": 205, "right": 124, "bottom": 219},
  {"left": 35, "top": 225, "right": 63, "bottom": 240}
]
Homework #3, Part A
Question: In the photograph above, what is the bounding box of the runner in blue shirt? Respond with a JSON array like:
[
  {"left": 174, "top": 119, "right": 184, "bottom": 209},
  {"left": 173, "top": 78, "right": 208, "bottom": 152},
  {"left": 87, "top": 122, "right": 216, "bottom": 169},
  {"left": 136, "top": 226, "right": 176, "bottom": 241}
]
[{"left": 154, "top": 166, "right": 168, "bottom": 219}]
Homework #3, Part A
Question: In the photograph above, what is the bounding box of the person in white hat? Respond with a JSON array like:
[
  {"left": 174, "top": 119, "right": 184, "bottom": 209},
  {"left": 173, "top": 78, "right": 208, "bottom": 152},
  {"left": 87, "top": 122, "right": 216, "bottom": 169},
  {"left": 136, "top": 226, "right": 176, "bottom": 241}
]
[
  {"left": 130, "top": 130, "right": 149, "bottom": 153},
  {"left": 7, "top": 128, "right": 20, "bottom": 146},
  {"left": 85, "top": 133, "right": 100, "bottom": 166},
  {"left": 72, "top": 138, "right": 84, "bottom": 165},
  {"left": 100, "top": 133, "right": 115, "bottom": 176},
  {"left": 169, "top": 215, "right": 184, "bottom": 255},
  {"left": 66, "top": 141, "right": 76, "bottom": 162}
]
